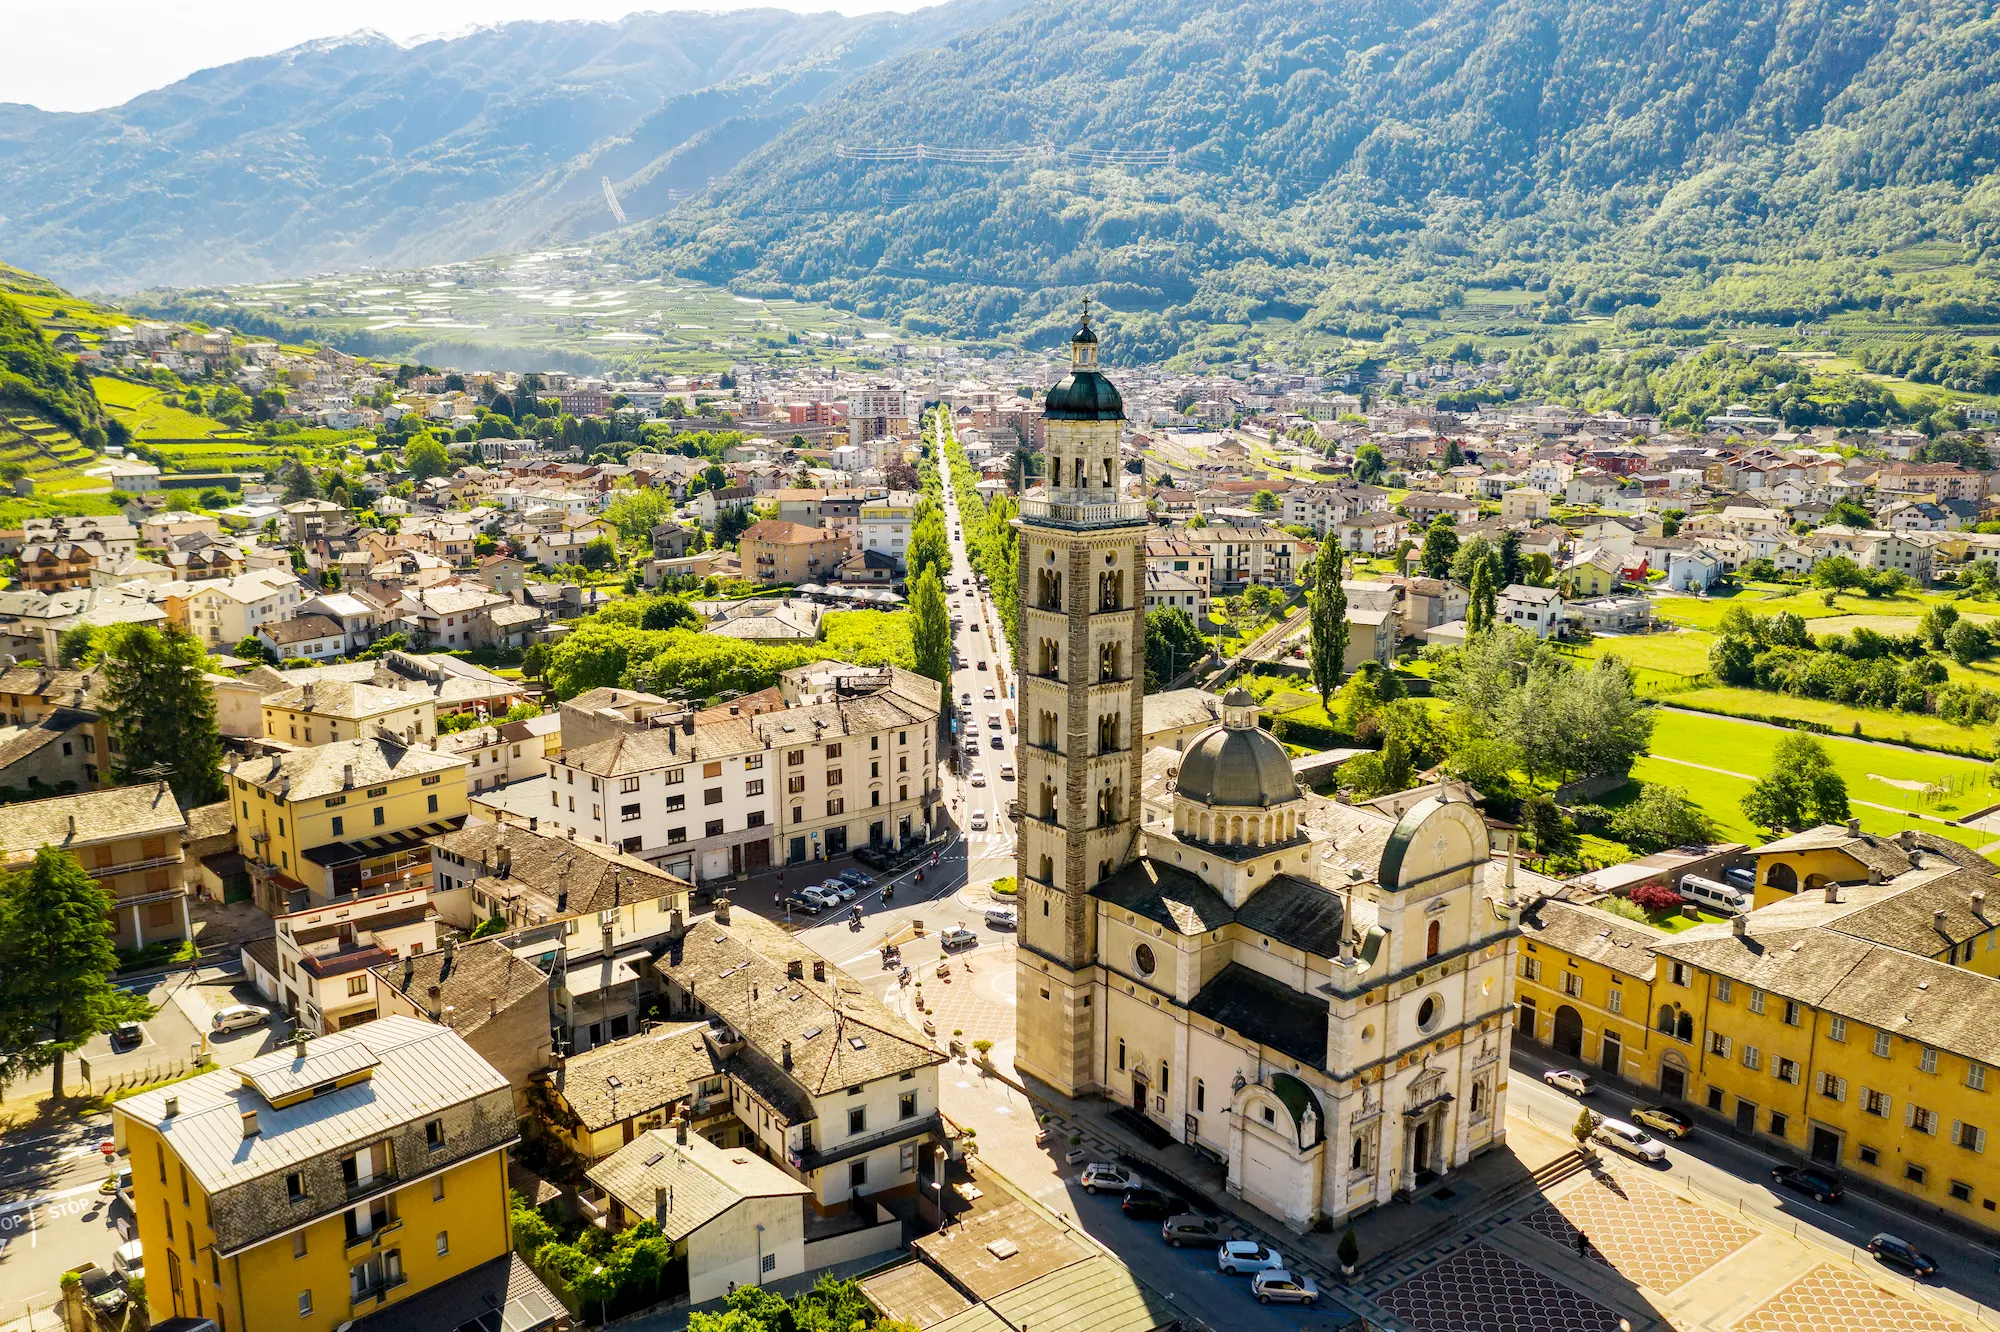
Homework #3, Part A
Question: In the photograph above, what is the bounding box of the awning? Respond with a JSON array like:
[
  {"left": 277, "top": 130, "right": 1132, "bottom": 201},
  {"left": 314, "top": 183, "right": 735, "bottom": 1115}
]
[{"left": 299, "top": 817, "right": 466, "bottom": 868}]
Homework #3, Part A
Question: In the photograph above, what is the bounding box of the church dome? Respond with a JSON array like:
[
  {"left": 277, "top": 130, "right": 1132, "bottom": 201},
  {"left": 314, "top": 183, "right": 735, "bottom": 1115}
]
[
  {"left": 1043, "top": 371, "right": 1124, "bottom": 421},
  {"left": 1175, "top": 688, "right": 1298, "bottom": 808}
]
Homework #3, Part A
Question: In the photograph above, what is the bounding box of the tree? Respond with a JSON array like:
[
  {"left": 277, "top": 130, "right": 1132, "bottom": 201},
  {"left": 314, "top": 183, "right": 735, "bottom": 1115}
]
[
  {"left": 1308, "top": 536, "right": 1348, "bottom": 705},
  {"left": 1353, "top": 443, "right": 1386, "bottom": 484},
  {"left": 580, "top": 537, "right": 616, "bottom": 570},
  {"left": 278, "top": 457, "right": 319, "bottom": 501},
  {"left": 1741, "top": 733, "right": 1850, "bottom": 831},
  {"left": 233, "top": 634, "right": 279, "bottom": 666},
  {"left": 1144, "top": 606, "right": 1205, "bottom": 692},
  {"left": 910, "top": 567, "right": 951, "bottom": 688},
  {"left": 638, "top": 596, "right": 696, "bottom": 632},
  {"left": 1811, "top": 555, "right": 1865, "bottom": 592},
  {"left": 1466, "top": 561, "right": 1496, "bottom": 635},
  {"left": 1919, "top": 603, "right": 1960, "bottom": 650},
  {"left": 99, "top": 623, "right": 224, "bottom": 806},
  {"left": 1609, "top": 784, "right": 1715, "bottom": 854},
  {"left": 908, "top": 513, "right": 950, "bottom": 586},
  {"left": 57, "top": 624, "right": 101, "bottom": 668},
  {"left": 1249, "top": 488, "right": 1280, "bottom": 514},
  {"left": 1827, "top": 499, "right": 1875, "bottom": 529},
  {"left": 1948, "top": 619, "right": 1992, "bottom": 664},
  {"left": 405, "top": 434, "right": 452, "bottom": 482},
  {"left": 1708, "top": 634, "right": 1754, "bottom": 684},
  {"left": 1573, "top": 1107, "right": 1603, "bottom": 1152},
  {"left": 1497, "top": 529, "right": 1523, "bottom": 588},
  {"left": 1521, "top": 794, "right": 1576, "bottom": 858},
  {"left": 0, "top": 846, "right": 153, "bottom": 1097},
  {"left": 1418, "top": 519, "right": 1459, "bottom": 579}
]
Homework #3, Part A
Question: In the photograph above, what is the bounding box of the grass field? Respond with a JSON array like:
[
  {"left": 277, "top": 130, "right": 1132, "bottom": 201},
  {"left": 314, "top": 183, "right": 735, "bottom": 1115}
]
[
  {"left": 1665, "top": 687, "right": 1997, "bottom": 757},
  {"left": 1632, "top": 753, "right": 1992, "bottom": 853},
  {"left": 1652, "top": 586, "right": 1941, "bottom": 630},
  {"left": 1564, "top": 630, "right": 1715, "bottom": 679},
  {"left": 1648, "top": 707, "right": 1993, "bottom": 813},
  {"left": 92, "top": 376, "right": 253, "bottom": 444}
]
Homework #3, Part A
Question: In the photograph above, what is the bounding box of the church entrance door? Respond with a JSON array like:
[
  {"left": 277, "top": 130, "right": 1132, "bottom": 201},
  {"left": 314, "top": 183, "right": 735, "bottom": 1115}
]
[
  {"left": 1553, "top": 1005, "right": 1584, "bottom": 1058},
  {"left": 1411, "top": 1120, "right": 1434, "bottom": 1186},
  {"left": 1133, "top": 1076, "right": 1147, "bottom": 1111}
]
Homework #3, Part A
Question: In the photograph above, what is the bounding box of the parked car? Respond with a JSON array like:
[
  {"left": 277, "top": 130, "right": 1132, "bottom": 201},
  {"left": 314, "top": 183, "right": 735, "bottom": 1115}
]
[
  {"left": 1120, "top": 1188, "right": 1186, "bottom": 1220},
  {"left": 101, "top": 1162, "right": 132, "bottom": 1201},
  {"left": 1542, "top": 1068, "right": 1594, "bottom": 1096},
  {"left": 1161, "top": 1213, "right": 1221, "bottom": 1247},
  {"left": 1770, "top": 1165, "right": 1842, "bottom": 1204},
  {"left": 1252, "top": 1271, "right": 1319, "bottom": 1306},
  {"left": 68, "top": 1264, "right": 126, "bottom": 1316},
  {"left": 1591, "top": 1119, "right": 1667, "bottom": 1165},
  {"left": 1218, "top": 1241, "right": 1285, "bottom": 1275},
  {"left": 782, "top": 894, "right": 825, "bottom": 915},
  {"left": 799, "top": 886, "right": 843, "bottom": 909},
  {"left": 821, "top": 880, "right": 858, "bottom": 902},
  {"left": 985, "top": 907, "right": 1017, "bottom": 931},
  {"left": 1867, "top": 1233, "right": 1938, "bottom": 1277},
  {"left": 940, "top": 927, "right": 979, "bottom": 950},
  {"left": 1080, "top": 1162, "right": 1139, "bottom": 1193},
  {"left": 836, "top": 870, "right": 873, "bottom": 889},
  {"left": 1629, "top": 1105, "right": 1694, "bottom": 1140},
  {"left": 210, "top": 1004, "right": 269, "bottom": 1034},
  {"left": 112, "top": 1239, "right": 144, "bottom": 1283},
  {"left": 111, "top": 1022, "right": 143, "bottom": 1050},
  {"left": 970, "top": 810, "right": 989, "bottom": 830}
]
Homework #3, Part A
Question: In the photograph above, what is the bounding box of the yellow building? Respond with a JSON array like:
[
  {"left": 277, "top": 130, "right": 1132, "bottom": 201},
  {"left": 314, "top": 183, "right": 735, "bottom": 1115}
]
[
  {"left": 1749, "top": 821, "right": 1994, "bottom": 912},
  {"left": 112, "top": 1016, "right": 561, "bottom": 1332},
  {"left": 1513, "top": 898, "right": 1677, "bottom": 1093},
  {"left": 259, "top": 679, "right": 437, "bottom": 747}
]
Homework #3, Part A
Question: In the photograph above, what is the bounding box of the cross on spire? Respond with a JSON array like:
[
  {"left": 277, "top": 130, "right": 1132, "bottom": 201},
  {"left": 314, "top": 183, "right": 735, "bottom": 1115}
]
[{"left": 1080, "top": 294, "right": 1092, "bottom": 327}]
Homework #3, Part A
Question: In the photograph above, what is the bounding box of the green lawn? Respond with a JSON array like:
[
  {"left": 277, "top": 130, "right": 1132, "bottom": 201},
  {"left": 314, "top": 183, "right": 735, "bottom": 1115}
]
[
  {"left": 1652, "top": 587, "right": 1940, "bottom": 631},
  {"left": 1630, "top": 753, "right": 1992, "bottom": 853},
  {"left": 1564, "top": 630, "right": 1716, "bottom": 679},
  {"left": 93, "top": 376, "right": 252, "bottom": 444},
  {"left": 1648, "top": 708, "right": 1993, "bottom": 814},
  {"left": 1664, "top": 687, "right": 1997, "bottom": 759}
]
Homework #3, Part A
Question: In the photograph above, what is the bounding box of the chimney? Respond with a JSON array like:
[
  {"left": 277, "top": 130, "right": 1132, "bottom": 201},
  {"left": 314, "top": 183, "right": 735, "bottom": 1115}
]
[
  {"left": 528, "top": 816, "right": 538, "bottom": 832},
  {"left": 812, "top": 959, "right": 826, "bottom": 983},
  {"left": 1823, "top": 882, "right": 1839, "bottom": 904},
  {"left": 1732, "top": 913, "right": 1748, "bottom": 937},
  {"left": 1502, "top": 829, "right": 1518, "bottom": 908},
  {"left": 67, "top": 813, "right": 75, "bottom": 838},
  {"left": 1976, "top": 890, "right": 1987, "bottom": 916},
  {"left": 714, "top": 897, "right": 731, "bottom": 926},
  {"left": 786, "top": 959, "right": 803, "bottom": 980},
  {"left": 655, "top": 1186, "right": 669, "bottom": 1226},
  {"left": 1846, "top": 817, "right": 1861, "bottom": 837},
  {"left": 601, "top": 920, "right": 615, "bottom": 959},
  {"left": 240, "top": 1109, "right": 260, "bottom": 1138},
  {"left": 668, "top": 908, "right": 684, "bottom": 940},
  {"left": 343, "top": 763, "right": 354, "bottom": 789},
  {"left": 1869, "top": 867, "right": 1885, "bottom": 885},
  {"left": 781, "top": 1040, "right": 793, "bottom": 1070},
  {"left": 487, "top": 996, "right": 497, "bottom": 1018},
  {"left": 1936, "top": 907, "right": 1949, "bottom": 933},
  {"left": 1897, "top": 829, "right": 1917, "bottom": 849},
  {"left": 163, "top": 1095, "right": 179, "bottom": 1118},
  {"left": 292, "top": 1029, "right": 308, "bottom": 1058},
  {"left": 675, "top": 1115, "right": 688, "bottom": 1146}
]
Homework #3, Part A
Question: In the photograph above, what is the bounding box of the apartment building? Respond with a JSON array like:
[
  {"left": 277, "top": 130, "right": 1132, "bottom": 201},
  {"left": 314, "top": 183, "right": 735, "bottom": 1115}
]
[
  {"left": 761, "top": 663, "right": 940, "bottom": 865},
  {"left": 739, "top": 521, "right": 849, "bottom": 586},
  {"left": 857, "top": 493, "right": 917, "bottom": 571},
  {"left": 228, "top": 735, "right": 468, "bottom": 917},
  {"left": 112, "top": 1017, "right": 557, "bottom": 1332},
  {"left": 1280, "top": 483, "right": 1388, "bottom": 534},
  {"left": 163, "top": 569, "right": 310, "bottom": 648},
  {"left": 0, "top": 662, "right": 114, "bottom": 786},
  {"left": 2, "top": 783, "right": 192, "bottom": 950},
  {"left": 1144, "top": 534, "right": 1212, "bottom": 617},
  {"left": 426, "top": 818, "right": 690, "bottom": 935},
  {"left": 1203, "top": 520, "right": 1304, "bottom": 589},
  {"left": 848, "top": 384, "right": 911, "bottom": 447},
  {"left": 437, "top": 713, "right": 561, "bottom": 797},
  {"left": 260, "top": 680, "right": 437, "bottom": 747},
  {"left": 652, "top": 901, "right": 944, "bottom": 1213}
]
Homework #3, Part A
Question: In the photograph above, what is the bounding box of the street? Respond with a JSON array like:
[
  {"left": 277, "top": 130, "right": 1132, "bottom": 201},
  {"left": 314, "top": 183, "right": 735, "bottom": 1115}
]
[
  {"left": 0, "top": 963, "right": 280, "bottom": 1328},
  {"left": 1510, "top": 1045, "right": 2000, "bottom": 1322}
]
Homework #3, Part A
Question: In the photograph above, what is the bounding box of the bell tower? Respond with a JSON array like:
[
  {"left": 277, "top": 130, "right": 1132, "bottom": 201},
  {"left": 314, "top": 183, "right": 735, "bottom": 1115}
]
[{"left": 1013, "top": 301, "right": 1147, "bottom": 1098}]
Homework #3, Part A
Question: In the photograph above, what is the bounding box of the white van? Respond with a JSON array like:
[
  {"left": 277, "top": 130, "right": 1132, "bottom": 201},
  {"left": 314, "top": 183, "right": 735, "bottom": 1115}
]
[
  {"left": 1680, "top": 874, "right": 1750, "bottom": 916},
  {"left": 1592, "top": 1118, "right": 1667, "bottom": 1164}
]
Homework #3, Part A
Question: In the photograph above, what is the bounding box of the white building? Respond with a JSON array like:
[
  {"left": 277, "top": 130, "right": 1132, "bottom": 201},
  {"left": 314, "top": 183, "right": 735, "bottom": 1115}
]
[
  {"left": 857, "top": 493, "right": 917, "bottom": 571},
  {"left": 164, "top": 569, "right": 309, "bottom": 648},
  {"left": 1497, "top": 583, "right": 1565, "bottom": 637}
]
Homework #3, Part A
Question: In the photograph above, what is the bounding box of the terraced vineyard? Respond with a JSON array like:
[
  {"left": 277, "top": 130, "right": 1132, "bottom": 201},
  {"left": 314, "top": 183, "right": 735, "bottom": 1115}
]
[{"left": 0, "top": 412, "right": 105, "bottom": 494}]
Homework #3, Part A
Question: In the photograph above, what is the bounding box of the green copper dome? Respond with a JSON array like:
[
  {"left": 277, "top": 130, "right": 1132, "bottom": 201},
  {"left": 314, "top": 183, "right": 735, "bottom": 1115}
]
[{"left": 1043, "top": 370, "right": 1124, "bottom": 421}]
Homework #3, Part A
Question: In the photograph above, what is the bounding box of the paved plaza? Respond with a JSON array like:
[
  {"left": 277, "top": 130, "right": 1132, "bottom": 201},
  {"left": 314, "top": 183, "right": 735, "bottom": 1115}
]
[
  {"left": 1517, "top": 1171, "right": 1760, "bottom": 1294},
  {"left": 1377, "top": 1243, "right": 1627, "bottom": 1332},
  {"left": 1735, "top": 1264, "right": 1970, "bottom": 1332}
]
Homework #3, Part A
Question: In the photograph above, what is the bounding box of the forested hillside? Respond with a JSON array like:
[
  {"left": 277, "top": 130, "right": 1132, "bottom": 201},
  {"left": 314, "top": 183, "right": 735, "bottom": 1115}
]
[
  {"left": 0, "top": 291, "right": 103, "bottom": 441},
  {"left": 642, "top": 0, "right": 2000, "bottom": 357},
  {"left": 0, "top": 1, "right": 1021, "bottom": 291}
]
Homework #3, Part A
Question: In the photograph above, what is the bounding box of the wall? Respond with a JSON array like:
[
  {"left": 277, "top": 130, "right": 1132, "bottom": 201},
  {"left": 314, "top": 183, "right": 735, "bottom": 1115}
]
[
  {"left": 687, "top": 1194, "right": 807, "bottom": 1305},
  {"left": 800, "top": 1216, "right": 903, "bottom": 1269}
]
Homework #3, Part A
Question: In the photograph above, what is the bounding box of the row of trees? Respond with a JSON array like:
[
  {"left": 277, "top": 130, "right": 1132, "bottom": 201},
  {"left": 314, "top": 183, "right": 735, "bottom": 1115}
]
[{"left": 1707, "top": 605, "right": 2000, "bottom": 726}]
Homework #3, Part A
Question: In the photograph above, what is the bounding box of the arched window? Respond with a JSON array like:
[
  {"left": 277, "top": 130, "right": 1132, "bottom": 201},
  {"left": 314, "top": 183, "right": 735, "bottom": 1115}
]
[
  {"left": 1766, "top": 862, "right": 1798, "bottom": 894},
  {"left": 1426, "top": 920, "right": 1441, "bottom": 960},
  {"left": 1658, "top": 1004, "right": 1677, "bottom": 1035},
  {"left": 1676, "top": 1010, "right": 1695, "bottom": 1042}
]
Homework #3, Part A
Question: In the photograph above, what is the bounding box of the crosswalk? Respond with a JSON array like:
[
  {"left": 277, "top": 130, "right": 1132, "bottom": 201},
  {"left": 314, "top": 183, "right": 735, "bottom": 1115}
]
[{"left": 963, "top": 830, "right": 1016, "bottom": 851}]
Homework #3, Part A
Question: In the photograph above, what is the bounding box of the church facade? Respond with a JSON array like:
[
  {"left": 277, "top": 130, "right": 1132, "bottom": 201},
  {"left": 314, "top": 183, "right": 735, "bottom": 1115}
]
[{"left": 1012, "top": 313, "right": 1522, "bottom": 1230}]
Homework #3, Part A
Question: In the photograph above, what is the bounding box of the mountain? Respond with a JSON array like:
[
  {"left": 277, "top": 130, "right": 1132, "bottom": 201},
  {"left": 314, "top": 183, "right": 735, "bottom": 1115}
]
[
  {"left": 636, "top": 0, "right": 2000, "bottom": 359},
  {"left": 0, "top": 3, "right": 1020, "bottom": 293}
]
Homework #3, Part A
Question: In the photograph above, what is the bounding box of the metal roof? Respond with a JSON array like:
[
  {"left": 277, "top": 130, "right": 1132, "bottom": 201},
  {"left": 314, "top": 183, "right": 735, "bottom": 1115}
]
[
  {"left": 241, "top": 1034, "right": 381, "bottom": 1101},
  {"left": 113, "top": 1016, "right": 509, "bottom": 1193}
]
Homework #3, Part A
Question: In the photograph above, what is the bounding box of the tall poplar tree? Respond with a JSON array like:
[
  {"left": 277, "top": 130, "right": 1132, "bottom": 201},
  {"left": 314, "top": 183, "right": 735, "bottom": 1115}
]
[
  {"left": 909, "top": 567, "right": 952, "bottom": 689},
  {"left": 100, "top": 622, "right": 225, "bottom": 806},
  {"left": 1308, "top": 536, "right": 1348, "bottom": 705},
  {"left": 1468, "top": 562, "right": 1497, "bottom": 635}
]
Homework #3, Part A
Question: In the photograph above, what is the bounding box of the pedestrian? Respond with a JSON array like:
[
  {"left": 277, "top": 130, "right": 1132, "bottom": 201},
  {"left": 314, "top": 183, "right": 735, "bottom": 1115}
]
[{"left": 1574, "top": 1229, "right": 1589, "bottom": 1259}]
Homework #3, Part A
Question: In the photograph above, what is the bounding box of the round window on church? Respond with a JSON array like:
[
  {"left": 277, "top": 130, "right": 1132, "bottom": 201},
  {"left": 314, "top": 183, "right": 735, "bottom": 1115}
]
[
  {"left": 1417, "top": 995, "right": 1441, "bottom": 1032},
  {"left": 1133, "top": 943, "right": 1157, "bottom": 977}
]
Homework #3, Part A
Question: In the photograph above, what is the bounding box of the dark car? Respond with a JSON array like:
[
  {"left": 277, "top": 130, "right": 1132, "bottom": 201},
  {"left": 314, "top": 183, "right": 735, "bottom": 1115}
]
[
  {"left": 781, "top": 894, "right": 824, "bottom": 915},
  {"left": 1120, "top": 1188, "right": 1186, "bottom": 1220},
  {"left": 1770, "top": 1165, "right": 1842, "bottom": 1203},
  {"left": 1160, "top": 1213, "right": 1221, "bottom": 1247},
  {"left": 1868, "top": 1233, "right": 1938, "bottom": 1277}
]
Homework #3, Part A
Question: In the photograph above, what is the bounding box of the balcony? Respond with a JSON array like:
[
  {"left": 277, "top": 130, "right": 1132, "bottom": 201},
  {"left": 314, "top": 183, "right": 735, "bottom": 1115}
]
[
  {"left": 343, "top": 1167, "right": 399, "bottom": 1201},
  {"left": 1018, "top": 497, "right": 1147, "bottom": 529},
  {"left": 344, "top": 1216, "right": 402, "bottom": 1256}
]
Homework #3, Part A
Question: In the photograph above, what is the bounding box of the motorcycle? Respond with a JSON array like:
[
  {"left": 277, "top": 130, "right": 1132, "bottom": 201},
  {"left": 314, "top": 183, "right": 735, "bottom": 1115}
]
[
  {"left": 898, "top": 967, "right": 911, "bottom": 985},
  {"left": 882, "top": 885, "right": 894, "bottom": 904},
  {"left": 915, "top": 869, "right": 925, "bottom": 884}
]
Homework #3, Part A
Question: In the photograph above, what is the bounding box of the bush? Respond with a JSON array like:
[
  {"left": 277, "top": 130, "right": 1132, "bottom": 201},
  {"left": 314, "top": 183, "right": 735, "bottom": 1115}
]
[
  {"left": 1627, "top": 881, "right": 1685, "bottom": 913},
  {"left": 1596, "top": 896, "right": 1650, "bottom": 923}
]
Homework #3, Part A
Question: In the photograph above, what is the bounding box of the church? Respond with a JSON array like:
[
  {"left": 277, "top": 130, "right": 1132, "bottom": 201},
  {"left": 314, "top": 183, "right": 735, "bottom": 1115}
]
[{"left": 1010, "top": 310, "right": 1523, "bottom": 1231}]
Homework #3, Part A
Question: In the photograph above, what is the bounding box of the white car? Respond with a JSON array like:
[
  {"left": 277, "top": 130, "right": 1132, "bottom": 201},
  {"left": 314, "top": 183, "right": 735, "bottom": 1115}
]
[
  {"left": 970, "top": 770, "right": 987, "bottom": 787},
  {"left": 987, "top": 714, "right": 1003, "bottom": 729},
  {"left": 983, "top": 686, "right": 996, "bottom": 699},
  {"left": 1080, "top": 1162, "right": 1138, "bottom": 1193},
  {"left": 969, "top": 810, "right": 989, "bottom": 831},
  {"left": 998, "top": 762, "right": 1015, "bottom": 781},
  {"left": 939, "top": 927, "right": 978, "bottom": 950},
  {"left": 1593, "top": 1118, "right": 1668, "bottom": 1164},
  {"left": 960, "top": 691, "right": 972, "bottom": 706},
  {"left": 800, "top": 886, "right": 843, "bottom": 909},
  {"left": 985, "top": 907, "right": 1017, "bottom": 930},
  {"left": 1543, "top": 1068, "right": 1594, "bottom": 1097},
  {"left": 1218, "top": 1240, "right": 1285, "bottom": 1275},
  {"left": 112, "top": 1239, "right": 144, "bottom": 1283},
  {"left": 210, "top": 1004, "right": 270, "bottom": 1034},
  {"left": 1251, "top": 1270, "right": 1318, "bottom": 1306}
]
